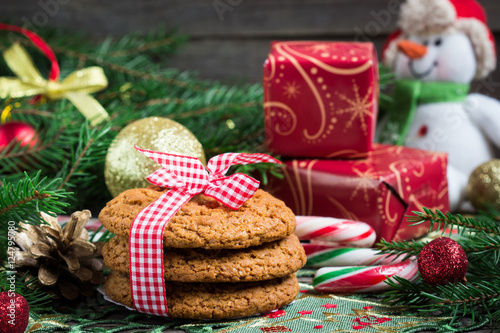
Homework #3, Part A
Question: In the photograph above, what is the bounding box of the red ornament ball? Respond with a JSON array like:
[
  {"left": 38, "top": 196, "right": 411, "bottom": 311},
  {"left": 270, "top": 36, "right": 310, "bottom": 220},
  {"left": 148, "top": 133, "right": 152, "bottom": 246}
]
[
  {"left": 418, "top": 237, "right": 468, "bottom": 286},
  {"left": 0, "top": 291, "right": 30, "bottom": 333},
  {"left": 0, "top": 121, "right": 38, "bottom": 152}
]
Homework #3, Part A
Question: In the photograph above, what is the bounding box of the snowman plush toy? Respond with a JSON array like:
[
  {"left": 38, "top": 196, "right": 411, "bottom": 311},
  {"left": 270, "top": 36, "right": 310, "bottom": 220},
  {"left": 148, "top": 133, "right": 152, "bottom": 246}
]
[{"left": 381, "top": 0, "right": 500, "bottom": 211}]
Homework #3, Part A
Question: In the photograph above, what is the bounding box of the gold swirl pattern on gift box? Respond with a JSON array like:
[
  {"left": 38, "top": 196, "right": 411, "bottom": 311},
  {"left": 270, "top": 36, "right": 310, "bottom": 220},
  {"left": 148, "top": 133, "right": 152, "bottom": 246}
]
[
  {"left": 263, "top": 53, "right": 276, "bottom": 81},
  {"left": 384, "top": 190, "right": 399, "bottom": 225},
  {"left": 263, "top": 101, "right": 297, "bottom": 136},
  {"left": 327, "top": 196, "right": 360, "bottom": 221},
  {"left": 284, "top": 160, "right": 317, "bottom": 215},
  {"left": 271, "top": 42, "right": 374, "bottom": 142},
  {"left": 388, "top": 160, "right": 425, "bottom": 199},
  {"left": 281, "top": 145, "right": 449, "bottom": 229}
]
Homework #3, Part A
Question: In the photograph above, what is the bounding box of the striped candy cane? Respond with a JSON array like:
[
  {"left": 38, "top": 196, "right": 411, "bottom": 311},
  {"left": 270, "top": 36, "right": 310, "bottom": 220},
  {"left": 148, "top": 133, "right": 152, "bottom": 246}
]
[
  {"left": 303, "top": 244, "right": 403, "bottom": 267},
  {"left": 313, "top": 260, "right": 418, "bottom": 293},
  {"left": 295, "top": 216, "right": 376, "bottom": 248}
]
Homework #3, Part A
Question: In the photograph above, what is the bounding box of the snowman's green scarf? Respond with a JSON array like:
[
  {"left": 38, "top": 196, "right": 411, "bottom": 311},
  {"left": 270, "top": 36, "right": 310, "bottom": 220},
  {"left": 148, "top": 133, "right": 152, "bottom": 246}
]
[{"left": 380, "top": 79, "right": 470, "bottom": 145}]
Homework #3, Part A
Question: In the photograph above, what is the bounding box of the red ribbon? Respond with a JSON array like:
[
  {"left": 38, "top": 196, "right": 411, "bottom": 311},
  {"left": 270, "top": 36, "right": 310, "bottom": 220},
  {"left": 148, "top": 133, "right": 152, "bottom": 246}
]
[
  {"left": 129, "top": 146, "right": 280, "bottom": 316},
  {"left": 0, "top": 23, "right": 59, "bottom": 81}
]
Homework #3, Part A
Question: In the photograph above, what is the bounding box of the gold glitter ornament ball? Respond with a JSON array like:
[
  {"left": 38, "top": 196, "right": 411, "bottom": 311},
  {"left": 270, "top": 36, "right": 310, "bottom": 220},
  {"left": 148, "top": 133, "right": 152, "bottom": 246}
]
[
  {"left": 467, "top": 160, "right": 500, "bottom": 211},
  {"left": 105, "top": 117, "right": 205, "bottom": 197}
]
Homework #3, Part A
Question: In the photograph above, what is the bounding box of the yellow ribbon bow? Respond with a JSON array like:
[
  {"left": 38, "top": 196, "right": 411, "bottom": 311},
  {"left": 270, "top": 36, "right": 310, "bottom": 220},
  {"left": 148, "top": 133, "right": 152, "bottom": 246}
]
[{"left": 0, "top": 43, "right": 109, "bottom": 126}]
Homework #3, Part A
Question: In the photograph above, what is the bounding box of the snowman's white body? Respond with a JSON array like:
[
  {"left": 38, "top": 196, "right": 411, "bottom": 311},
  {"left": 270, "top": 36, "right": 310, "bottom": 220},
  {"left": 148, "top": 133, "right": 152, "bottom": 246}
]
[{"left": 393, "top": 33, "right": 500, "bottom": 209}]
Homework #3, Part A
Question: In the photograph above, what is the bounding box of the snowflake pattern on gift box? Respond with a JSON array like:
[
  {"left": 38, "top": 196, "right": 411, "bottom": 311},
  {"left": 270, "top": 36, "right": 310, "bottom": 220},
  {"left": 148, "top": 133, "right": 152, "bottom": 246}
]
[
  {"left": 334, "top": 79, "right": 374, "bottom": 136},
  {"left": 340, "top": 167, "right": 382, "bottom": 206},
  {"left": 283, "top": 81, "right": 301, "bottom": 99}
]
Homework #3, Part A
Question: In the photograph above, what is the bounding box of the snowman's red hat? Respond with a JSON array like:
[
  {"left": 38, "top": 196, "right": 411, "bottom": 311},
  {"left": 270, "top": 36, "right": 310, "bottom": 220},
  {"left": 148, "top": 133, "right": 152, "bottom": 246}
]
[{"left": 383, "top": 0, "right": 496, "bottom": 79}]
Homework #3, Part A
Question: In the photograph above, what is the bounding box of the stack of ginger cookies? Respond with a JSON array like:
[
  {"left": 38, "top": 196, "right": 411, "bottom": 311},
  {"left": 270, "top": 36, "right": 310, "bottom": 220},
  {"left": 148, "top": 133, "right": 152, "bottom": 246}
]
[{"left": 99, "top": 186, "right": 306, "bottom": 319}]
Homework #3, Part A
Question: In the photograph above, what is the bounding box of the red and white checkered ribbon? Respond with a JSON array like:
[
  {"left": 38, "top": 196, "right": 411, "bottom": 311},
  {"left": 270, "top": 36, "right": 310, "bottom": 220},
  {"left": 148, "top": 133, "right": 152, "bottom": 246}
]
[{"left": 129, "top": 145, "right": 280, "bottom": 316}]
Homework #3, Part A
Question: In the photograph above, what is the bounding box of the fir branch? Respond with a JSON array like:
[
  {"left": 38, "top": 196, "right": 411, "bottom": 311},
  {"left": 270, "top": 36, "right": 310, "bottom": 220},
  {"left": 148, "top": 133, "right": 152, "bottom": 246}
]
[
  {"left": 383, "top": 276, "right": 500, "bottom": 326},
  {"left": 206, "top": 129, "right": 267, "bottom": 156},
  {"left": 0, "top": 103, "right": 76, "bottom": 175},
  {"left": 97, "top": 89, "right": 146, "bottom": 101},
  {"left": 408, "top": 208, "right": 500, "bottom": 235},
  {"left": 460, "top": 236, "right": 500, "bottom": 253},
  {"left": 0, "top": 27, "right": 273, "bottom": 211},
  {"left": 436, "top": 290, "right": 499, "bottom": 306},
  {"left": 88, "top": 225, "right": 114, "bottom": 243},
  {"left": 380, "top": 208, "right": 500, "bottom": 327},
  {"left": 0, "top": 270, "right": 52, "bottom": 313},
  {"left": 172, "top": 101, "right": 261, "bottom": 119},
  {"left": 467, "top": 250, "right": 500, "bottom": 276},
  {"left": 376, "top": 238, "right": 424, "bottom": 260},
  {"left": 0, "top": 171, "right": 70, "bottom": 226},
  {"left": 108, "top": 37, "right": 177, "bottom": 57},
  {"left": 57, "top": 138, "right": 93, "bottom": 191},
  {"left": 14, "top": 108, "right": 53, "bottom": 117},
  {"left": 136, "top": 97, "right": 184, "bottom": 108},
  {"left": 378, "top": 64, "right": 396, "bottom": 89},
  {"left": 52, "top": 45, "right": 205, "bottom": 92},
  {"left": 0, "top": 127, "right": 65, "bottom": 160},
  {"left": 53, "top": 122, "right": 112, "bottom": 202},
  {"left": 0, "top": 190, "right": 49, "bottom": 217}
]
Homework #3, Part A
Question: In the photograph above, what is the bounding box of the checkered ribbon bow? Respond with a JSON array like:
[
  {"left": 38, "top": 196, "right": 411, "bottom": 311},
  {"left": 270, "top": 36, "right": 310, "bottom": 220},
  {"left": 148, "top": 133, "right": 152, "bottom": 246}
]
[{"left": 129, "top": 146, "right": 280, "bottom": 316}]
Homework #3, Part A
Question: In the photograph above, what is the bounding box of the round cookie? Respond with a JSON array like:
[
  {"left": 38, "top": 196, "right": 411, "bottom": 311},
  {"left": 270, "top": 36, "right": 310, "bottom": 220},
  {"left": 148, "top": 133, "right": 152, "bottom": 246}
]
[
  {"left": 103, "top": 234, "right": 306, "bottom": 282},
  {"left": 104, "top": 271, "right": 300, "bottom": 319},
  {"left": 99, "top": 187, "right": 296, "bottom": 249}
]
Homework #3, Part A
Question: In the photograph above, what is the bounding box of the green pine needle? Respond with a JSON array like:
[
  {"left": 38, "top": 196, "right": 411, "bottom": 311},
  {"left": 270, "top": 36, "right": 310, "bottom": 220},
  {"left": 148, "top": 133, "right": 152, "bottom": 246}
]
[
  {"left": 0, "top": 171, "right": 70, "bottom": 226},
  {"left": 0, "top": 270, "right": 52, "bottom": 313},
  {"left": 408, "top": 208, "right": 500, "bottom": 235},
  {"left": 376, "top": 238, "right": 423, "bottom": 261},
  {"left": 379, "top": 208, "right": 500, "bottom": 328}
]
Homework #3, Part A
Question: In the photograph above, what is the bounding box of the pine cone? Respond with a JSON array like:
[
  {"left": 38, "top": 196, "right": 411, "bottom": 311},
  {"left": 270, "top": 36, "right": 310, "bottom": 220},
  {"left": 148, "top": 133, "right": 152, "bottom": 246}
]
[{"left": 13, "top": 210, "right": 105, "bottom": 300}]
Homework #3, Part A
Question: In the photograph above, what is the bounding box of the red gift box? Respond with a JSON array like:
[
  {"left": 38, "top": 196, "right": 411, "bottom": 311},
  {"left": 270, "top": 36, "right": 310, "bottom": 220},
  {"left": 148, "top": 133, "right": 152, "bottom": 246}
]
[
  {"left": 269, "top": 144, "right": 449, "bottom": 242},
  {"left": 263, "top": 41, "right": 379, "bottom": 158}
]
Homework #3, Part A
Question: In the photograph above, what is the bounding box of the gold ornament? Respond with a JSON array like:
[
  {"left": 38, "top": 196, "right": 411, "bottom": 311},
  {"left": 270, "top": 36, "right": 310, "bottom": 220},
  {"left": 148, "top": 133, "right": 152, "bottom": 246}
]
[
  {"left": 13, "top": 210, "right": 105, "bottom": 300},
  {"left": 467, "top": 160, "right": 500, "bottom": 211},
  {"left": 104, "top": 117, "right": 205, "bottom": 197}
]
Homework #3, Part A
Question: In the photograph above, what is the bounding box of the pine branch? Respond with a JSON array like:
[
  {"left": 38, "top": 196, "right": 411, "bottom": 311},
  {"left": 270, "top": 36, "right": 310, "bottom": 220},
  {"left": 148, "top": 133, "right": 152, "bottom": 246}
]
[
  {"left": 0, "top": 270, "right": 52, "bottom": 313},
  {"left": 379, "top": 208, "right": 500, "bottom": 327},
  {"left": 460, "top": 235, "right": 500, "bottom": 253},
  {"left": 108, "top": 36, "right": 178, "bottom": 57},
  {"left": 0, "top": 127, "right": 64, "bottom": 160},
  {"left": 408, "top": 208, "right": 500, "bottom": 235},
  {"left": 378, "top": 64, "right": 396, "bottom": 90},
  {"left": 52, "top": 45, "right": 205, "bottom": 92},
  {"left": 172, "top": 101, "right": 261, "bottom": 120},
  {"left": 0, "top": 171, "right": 70, "bottom": 226},
  {"left": 0, "top": 26, "right": 277, "bottom": 212},
  {"left": 376, "top": 238, "right": 424, "bottom": 260},
  {"left": 54, "top": 122, "right": 111, "bottom": 192},
  {"left": 467, "top": 250, "right": 500, "bottom": 277},
  {"left": 0, "top": 190, "right": 49, "bottom": 216},
  {"left": 384, "top": 276, "right": 500, "bottom": 325},
  {"left": 57, "top": 139, "right": 93, "bottom": 190},
  {"left": 0, "top": 172, "right": 70, "bottom": 263},
  {"left": 0, "top": 102, "right": 76, "bottom": 175}
]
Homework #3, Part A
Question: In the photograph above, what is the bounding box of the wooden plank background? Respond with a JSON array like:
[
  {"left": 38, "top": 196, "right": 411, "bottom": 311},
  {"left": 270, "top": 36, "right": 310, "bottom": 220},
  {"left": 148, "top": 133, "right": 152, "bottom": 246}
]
[{"left": 2, "top": 0, "right": 500, "bottom": 98}]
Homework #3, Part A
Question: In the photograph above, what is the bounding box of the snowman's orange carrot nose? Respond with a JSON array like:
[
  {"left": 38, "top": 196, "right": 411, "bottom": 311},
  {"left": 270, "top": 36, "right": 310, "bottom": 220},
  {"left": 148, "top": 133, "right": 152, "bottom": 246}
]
[{"left": 397, "top": 40, "right": 427, "bottom": 59}]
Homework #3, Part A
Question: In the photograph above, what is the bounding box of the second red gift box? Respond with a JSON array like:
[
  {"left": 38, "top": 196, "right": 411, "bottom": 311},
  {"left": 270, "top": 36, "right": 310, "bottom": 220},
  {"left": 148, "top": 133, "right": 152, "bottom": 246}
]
[{"left": 269, "top": 144, "right": 450, "bottom": 242}]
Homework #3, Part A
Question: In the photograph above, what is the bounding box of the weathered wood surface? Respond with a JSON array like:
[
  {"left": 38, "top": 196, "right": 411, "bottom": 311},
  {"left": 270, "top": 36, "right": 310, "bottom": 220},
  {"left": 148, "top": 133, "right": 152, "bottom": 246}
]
[
  {"left": 3, "top": 0, "right": 500, "bottom": 37},
  {"left": 2, "top": 0, "right": 500, "bottom": 98},
  {"left": 3, "top": 0, "right": 404, "bottom": 37}
]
